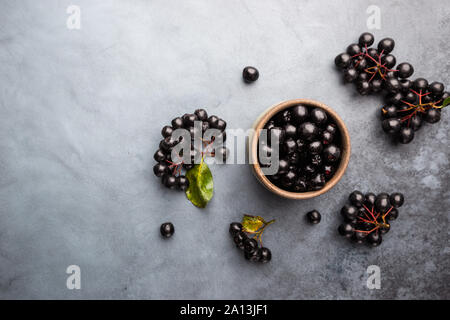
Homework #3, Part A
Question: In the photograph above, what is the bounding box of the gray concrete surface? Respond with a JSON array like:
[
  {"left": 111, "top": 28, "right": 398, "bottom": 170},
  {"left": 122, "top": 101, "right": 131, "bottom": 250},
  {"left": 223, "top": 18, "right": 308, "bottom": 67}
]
[{"left": 0, "top": 0, "right": 449, "bottom": 299}]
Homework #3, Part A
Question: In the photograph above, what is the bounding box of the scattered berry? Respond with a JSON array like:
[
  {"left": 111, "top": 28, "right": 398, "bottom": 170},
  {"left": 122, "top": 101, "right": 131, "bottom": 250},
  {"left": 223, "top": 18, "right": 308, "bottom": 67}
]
[
  {"left": 242, "top": 66, "right": 259, "bottom": 83},
  {"left": 306, "top": 210, "right": 321, "bottom": 224},
  {"left": 160, "top": 222, "right": 175, "bottom": 238}
]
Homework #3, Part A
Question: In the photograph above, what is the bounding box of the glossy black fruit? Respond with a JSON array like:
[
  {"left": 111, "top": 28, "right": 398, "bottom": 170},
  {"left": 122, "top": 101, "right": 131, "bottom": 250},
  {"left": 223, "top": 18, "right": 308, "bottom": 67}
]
[
  {"left": 411, "top": 115, "right": 422, "bottom": 131},
  {"left": 429, "top": 82, "right": 444, "bottom": 97},
  {"left": 259, "top": 247, "right": 272, "bottom": 263},
  {"left": 283, "top": 138, "right": 297, "bottom": 154},
  {"left": 291, "top": 105, "right": 309, "bottom": 124},
  {"left": 161, "top": 125, "right": 174, "bottom": 138},
  {"left": 396, "top": 62, "right": 414, "bottom": 79},
  {"left": 244, "top": 238, "right": 258, "bottom": 254},
  {"left": 171, "top": 117, "right": 184, "bottom": 129},
  {"left": 153, "top": 162, "right": 168, "bottom": 177},
  {"left": 344, "top": 68, "right": 358, "bottom": 83},
  {"left": 389, "top": 193, "right": 404, "bottom": 208},
  {"left": 382, "top": 118, "right": 401, "bottom": 134},
  {"left": 154, "top": 149, "right": 166, "bottom": 162},
  {"left": 298, "top": 122, "right": 319, "bottom": 141},
  {"left": 352, "top": 231, "right": 367, "bottom": 243},
  {"left": 310, "top": 108, "right": 328, "bottom": 125},
  {"left": 375, "top": 194, "right": 391, "bottom": 213},
  {"left": 357, "top": 80, "right": 371, "bottom": 95},
  {"left": 284, "top": 124, "right": 297, "bottom": 138},
  {"left": 335, "top": 53, "right": 352, "bottom": 68},
  {"left": 182, "top": 113, "right": 197, "bottom": 128},
  {"left": 177, "top": 175, "right": 189, "bottom": 190},
  {"left": 346, "top": 43, "right": 361, "bottom": 56},
  {"left": 243, "top": 66, "right": 259, "bottom": 82},
  {"left": 277, "top": 159, "right": 290, "bottom": 175},
  {"left": 364, "top": 193, "right": 377, "bottom": 209},
  {"left": 398, "top": 127, "right": 414, "bottom": 144},
  {"left": 160, "top": 222, "right": 175, "bottom": 238},
  {"left": 349, "top": 190, "right": 365, "bottom": 207},
  {"left": 310, "top": 173, "right": 325, "bottom": 189},
  {"left": 162, "top": 174, "right": 177, "bottom": 189},
  {"left": 382, "top": 105, "right": 398, "bottom": 118},
  {"left": 281, "top": 170, "right": 297, "bottom": 188},
  {"left": 413, "top": 78, "right": 429, "bottom": 92},
  {"left": 229, "top": 222, "right": 243, "bottom": 236},
  {"left": 367, "top": 232, "right": 382, "bottom": 247},
  {"left": 358, "top": 32, "right": 374, "bottom": 47},
  {"left": 323, "top": 144, "right": 341, "bottom": 163},
  {"left": 306, "top": 210, "right": 321, "bottom": 224},
  {"left": 233, "top": 231, "right": 248, "bottom": 248},
  {"left": 341, "top": 204, "right": 358, "bottom": 222},
  {"left": 424, "top": 108, "right": 441, "bottom": 123},
  {"left": 381, "top": 54, "right": 396, "bottom": 69},
  {"left": 338, "top": 223, "right": 354, "bottom": 238},
  {"left": 377, "top": 38, "right": 395, "bottom": 53},
  {"left": 194, "top": 108, "right": 208, "bottom": 121},
  {"left": 207, "top": 115, "right": 220, "bottom": 129},
  {"left": 385, "top": 77, "right": 401, "bottom": 93},
  {"left": 308, "top": 141, "right": 323, "bottom": 155}
]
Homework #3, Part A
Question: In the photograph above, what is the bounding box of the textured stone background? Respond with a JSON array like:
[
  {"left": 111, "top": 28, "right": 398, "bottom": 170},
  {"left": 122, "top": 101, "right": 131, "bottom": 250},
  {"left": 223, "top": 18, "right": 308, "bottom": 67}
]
[{"left": 0, "top": 0, "right": 449, "bottom": 299}]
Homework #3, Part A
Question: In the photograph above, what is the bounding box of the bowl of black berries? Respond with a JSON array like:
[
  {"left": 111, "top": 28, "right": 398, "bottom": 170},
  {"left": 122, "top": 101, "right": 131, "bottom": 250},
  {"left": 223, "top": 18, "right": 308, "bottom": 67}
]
[{"left": 250, "top": 99, "right": 351, "bottom": 199}]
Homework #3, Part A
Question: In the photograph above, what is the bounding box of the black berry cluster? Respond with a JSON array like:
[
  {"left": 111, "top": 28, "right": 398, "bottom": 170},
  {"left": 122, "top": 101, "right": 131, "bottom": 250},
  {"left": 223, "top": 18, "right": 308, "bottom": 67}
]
[
  {"left": 259, "top": 105, "right": 342, "bottom": 192},
  {"left": 152, "top": 109, "right": 227, "bottom": 189},
  {"left": 229, "top": 222, "right": 272, "bottom": 263},
  {"left": 381, "top": 79, "right": 447, "bottom": 144},
  {"left": 335, "top": 32, "right": 448, "bottom": 144},
  {"left": 338, "top": 191, "right": 404, "bottom": 247}
]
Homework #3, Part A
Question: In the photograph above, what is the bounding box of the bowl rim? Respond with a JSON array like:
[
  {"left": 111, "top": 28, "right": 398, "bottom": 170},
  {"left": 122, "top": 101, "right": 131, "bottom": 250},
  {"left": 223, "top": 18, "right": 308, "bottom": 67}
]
[{"left": 250, "top": 99, "right": 351, "bottom": 200}]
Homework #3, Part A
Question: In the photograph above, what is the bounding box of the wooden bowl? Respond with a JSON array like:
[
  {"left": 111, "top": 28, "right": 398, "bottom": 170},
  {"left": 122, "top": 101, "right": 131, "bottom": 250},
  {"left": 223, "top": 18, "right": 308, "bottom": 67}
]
[{"left": 249, "top": 99, "right": 351, "bottom": 199}]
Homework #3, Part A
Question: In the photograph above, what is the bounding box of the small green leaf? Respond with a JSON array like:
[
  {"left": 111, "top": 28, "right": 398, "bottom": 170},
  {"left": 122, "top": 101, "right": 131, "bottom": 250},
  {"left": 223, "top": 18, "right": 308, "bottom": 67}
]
[
  {"left": 442, "top": 97, "right": 450, "bottom": 108},
  {"left": 185, "top": 159, "right": 213, "bottom": 208},
  {"left": 242, "top": 215, "right": 266, "bottom": 233}
]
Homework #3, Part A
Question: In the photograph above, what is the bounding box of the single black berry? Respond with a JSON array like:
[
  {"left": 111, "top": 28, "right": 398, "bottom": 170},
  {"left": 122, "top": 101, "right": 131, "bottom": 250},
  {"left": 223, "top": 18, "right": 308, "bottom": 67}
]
[
  {"left": 160, "top": 222, "right": 175, "bottom": 238},
  {"left": 358, "top": 32, "right": 374, "bottom": 47},
  {"left": 259, "top": 247, "right": 272, "bottom": 263},
  {"left": 377, "top": 38, "right": 395, "bottom": 53},
  {"left": 306, "top": 210, "right": 321, "bottom": 224},
  {"left": 229, "top": 222, "right": 243, "bottom": 236},
  {"left": 349, "top": 190, "right": 364, "bottom": 207},
  {"left": 243, "top": 66, "right": 259, "bottom": 82},
  {"left": 396, "top": 62, "right": 414, "bottom": 79},
  {"left": 389, "top": 193, "right": 404, "bottom": 208}
]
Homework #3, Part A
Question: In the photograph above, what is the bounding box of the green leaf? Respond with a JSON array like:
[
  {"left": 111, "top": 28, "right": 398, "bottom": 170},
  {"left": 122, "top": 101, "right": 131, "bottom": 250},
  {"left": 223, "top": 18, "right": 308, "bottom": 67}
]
[
  {"left": 185, "top": 159, "right": 213, "bottom": 208},
  {"left": 242, "top": 215, "right": 266, "bottom": 233},
  {"left": 442, "top": 97, "right": 450, "bottom": 108}
]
